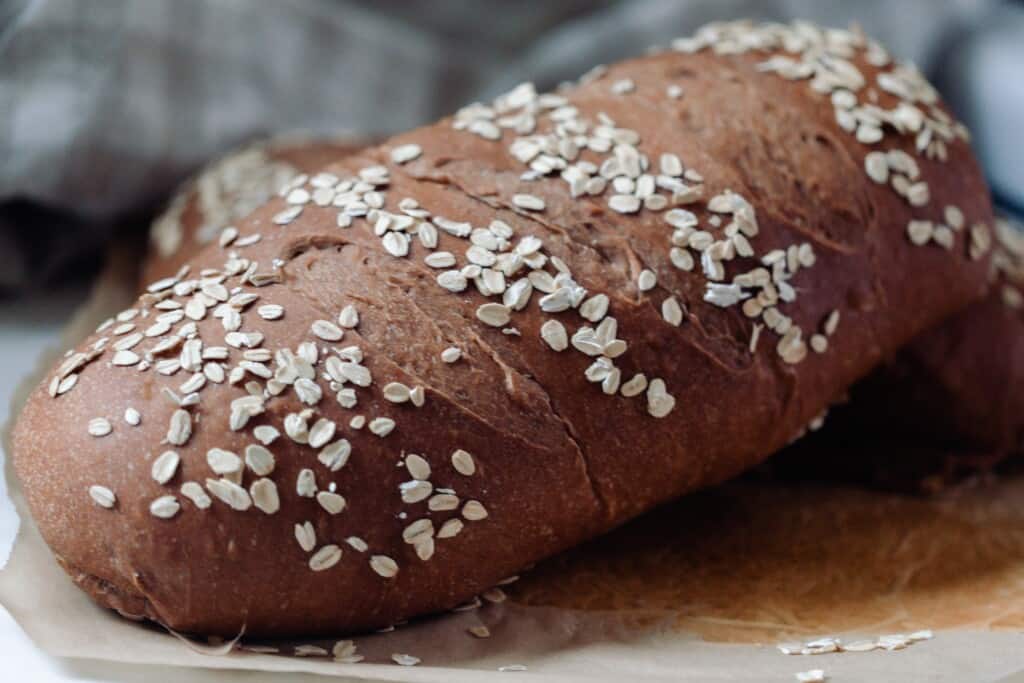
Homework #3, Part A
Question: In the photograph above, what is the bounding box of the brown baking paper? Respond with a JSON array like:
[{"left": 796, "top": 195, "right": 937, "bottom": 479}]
[{"left": 4, "top": 246, "right": 1024, "bottom": 682}]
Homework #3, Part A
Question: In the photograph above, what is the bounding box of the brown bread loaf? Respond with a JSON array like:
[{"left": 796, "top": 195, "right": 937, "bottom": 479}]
[
  {"left": 867, "top": 217, "right": 1024, "bottom": 458},
  {"left": 12, "top": 20, "right": 995, "bottom": 637},
  {"left": 147, "top": 136, "right": 1024, "bottom": 489},
  {"left": 146, "top": 135, "right": 1024, "bottom": 475},
  {"left": 145, "top": 135, "right": 365, "bottom": 284},
  {"left": 786, "top": 217, "right": 1024, "bottom": 490}
]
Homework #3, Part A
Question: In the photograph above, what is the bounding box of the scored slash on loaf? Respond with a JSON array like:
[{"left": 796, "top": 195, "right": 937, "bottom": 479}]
[{"left": 13, "top": 19, "right": 994, "bottom": 637}]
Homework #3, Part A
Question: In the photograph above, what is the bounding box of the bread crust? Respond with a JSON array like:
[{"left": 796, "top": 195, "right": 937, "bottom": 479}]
[
  {"left": 815, "top": 218, "right": 1024, "bottom": 474},
  {"left": 13, "top": 21, "right": 994, "bottom": 637},
  {"left": 144, "top": 135, "right": 366, "bottom": 284}
]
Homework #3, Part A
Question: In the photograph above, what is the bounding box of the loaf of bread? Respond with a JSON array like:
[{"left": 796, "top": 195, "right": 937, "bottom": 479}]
[
  {"left": 148, "top": 136, "right": 1024, "bottom": 490},
  {"left": 13, "top": 20, "right": 995, "bottom": 637},
  {"left": 160, "top": 138, "right": 1023, "bottom": 494},
  {"left": 145, "top": 135, "right": 365, "bottom": 284},
  {"left": 868, "top": 218, "right": 1024, "bottom": 453},
  {"left": 788, "top": 216, "right": 1024, "bottom": 489},
  {"left": 148, "top": 133, "right": 1024, "bottom": 470}
]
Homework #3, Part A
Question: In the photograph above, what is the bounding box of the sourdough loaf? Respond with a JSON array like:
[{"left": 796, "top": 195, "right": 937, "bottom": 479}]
[
  {"left": 145, "top": 135, "right": 365, "bottom": 284},
  {"left": 13, "top": 20, "right": 994, "bottom": 637}
]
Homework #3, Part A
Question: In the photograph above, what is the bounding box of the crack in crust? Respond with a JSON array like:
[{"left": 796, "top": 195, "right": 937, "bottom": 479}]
[{"left": 281, "top": 236, "right": 610, "bottom": 519}]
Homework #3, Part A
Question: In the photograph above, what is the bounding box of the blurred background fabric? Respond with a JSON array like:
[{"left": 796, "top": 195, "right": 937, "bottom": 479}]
[{"left": 0, "top": 0, "right": 1021, "bottom": 291}]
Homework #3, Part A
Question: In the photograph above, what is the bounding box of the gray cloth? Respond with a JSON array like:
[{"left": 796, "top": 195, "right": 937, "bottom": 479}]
[{"left": 0, "top": 0, "right": 1014, "bottom": 289}]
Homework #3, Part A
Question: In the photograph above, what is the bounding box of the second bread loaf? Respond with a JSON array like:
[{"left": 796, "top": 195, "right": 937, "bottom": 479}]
[
  {"left": 145, "top": 135, "right": 366, "bottom": 284},
  {"left": 795, "top": 216, "right": 1024, "bottom": 488}
]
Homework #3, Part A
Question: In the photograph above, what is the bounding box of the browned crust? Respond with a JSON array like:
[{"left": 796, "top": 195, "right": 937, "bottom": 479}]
[
  {"left": 808, "top": 257, "right": 1024, "bottom": 484},
  {"left": 791, "top": 219, "right": 1024, "bottom": 490},
  {"left": 142, "top": 135, "right": 368, "bottom": 285}
]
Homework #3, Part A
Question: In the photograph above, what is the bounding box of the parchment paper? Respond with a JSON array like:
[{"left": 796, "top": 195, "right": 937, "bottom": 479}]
[{"left": 4, "top": 245, "right": 1024, "bottom": 682}]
